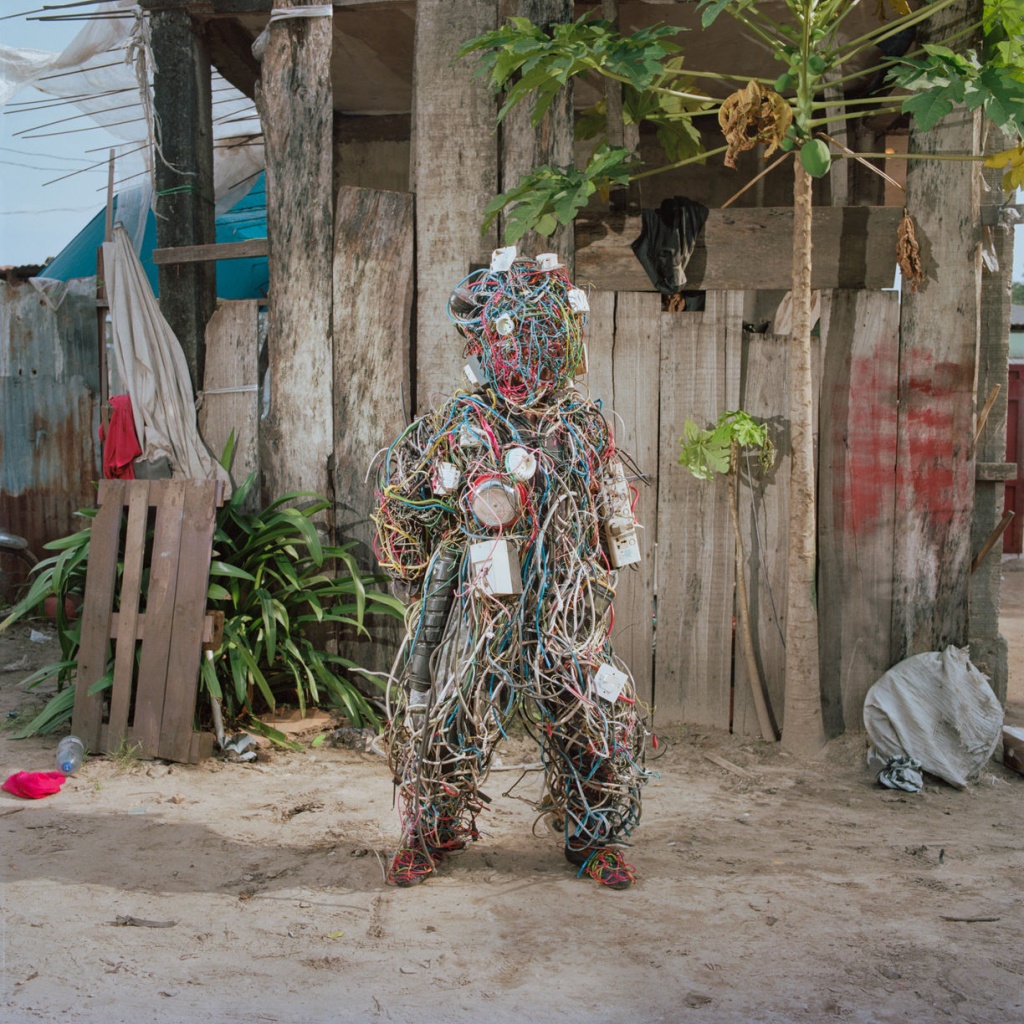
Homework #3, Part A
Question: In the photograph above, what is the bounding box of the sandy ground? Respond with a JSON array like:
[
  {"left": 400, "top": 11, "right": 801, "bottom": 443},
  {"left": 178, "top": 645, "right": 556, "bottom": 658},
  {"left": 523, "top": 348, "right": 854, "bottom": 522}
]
[{"left": 1, "top": 570, "right": 1023, "bottom": 1024}]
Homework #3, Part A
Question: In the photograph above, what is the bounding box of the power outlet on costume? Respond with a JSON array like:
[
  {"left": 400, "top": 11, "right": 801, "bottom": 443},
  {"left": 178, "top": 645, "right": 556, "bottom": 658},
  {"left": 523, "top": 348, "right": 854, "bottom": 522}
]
[
  {"left": 599, "top": 462, "right": 641, "bottom": 568},
  {"left": 593, "top": 663, "right": 629, "bottom": 703},
  {"left": 469, "top": 539, "right": 522, "bottom": 595}
]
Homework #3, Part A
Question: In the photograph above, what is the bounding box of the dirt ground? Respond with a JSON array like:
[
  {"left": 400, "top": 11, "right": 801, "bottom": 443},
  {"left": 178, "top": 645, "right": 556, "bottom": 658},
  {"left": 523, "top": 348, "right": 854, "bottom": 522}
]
[{"left": 1, "top": 570, "right": 1023, "bottom": 1024}]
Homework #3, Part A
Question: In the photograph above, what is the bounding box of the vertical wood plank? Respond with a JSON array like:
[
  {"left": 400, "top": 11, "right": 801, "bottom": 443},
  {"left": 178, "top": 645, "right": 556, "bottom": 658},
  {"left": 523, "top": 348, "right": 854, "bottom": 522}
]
[
  {"left": 733, "top": 327, "right": 790, "bottom": 739},
  {"left": 133, "top": 481, "right": 186, "bottom": 756},
  {"left": 256, "top": 0, "right": 334, "bottom": 508},
  {"left": 199, "top": 300, "right": 259, "bottom": 495},
  {"left": 584, "top": 291, "right": 659, "bottom": 708},
  {"left": 333, "top": 185, "right": 415, "bottom": 676},
  {"left": 655, "top": 292, "right": 741, "bottom": 727},
  {"left": 818, "top": 290, "right": 900, "bottom": 733},
  {"left": 106, "top": 480, "right": 151, "bottom": 750},
  {"left": 158, "top": 480, "right": 219, "bottom": 762},
  {"left": 412, "top": 0, "right": 498, "bottom": 410},
  {"left": 892, "top": 3, "right": 980, "bottom": 660},
  {"left": 72, "top": 480, "right": 125, "bottom": 750}
]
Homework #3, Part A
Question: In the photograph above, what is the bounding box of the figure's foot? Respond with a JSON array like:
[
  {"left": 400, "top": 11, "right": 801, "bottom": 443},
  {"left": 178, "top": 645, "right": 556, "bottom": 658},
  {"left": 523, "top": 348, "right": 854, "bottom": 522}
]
[
  {"left": 565, "top": 846, "right": 637, "bottom": 890},
  {"left": 387, "top": 847, "right": 435, "bottom": 887}
]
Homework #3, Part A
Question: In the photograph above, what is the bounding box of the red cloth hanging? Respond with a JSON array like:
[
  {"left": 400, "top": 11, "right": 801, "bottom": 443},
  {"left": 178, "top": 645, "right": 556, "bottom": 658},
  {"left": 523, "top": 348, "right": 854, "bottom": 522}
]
[{"left": 98, "top": 393, "right": 142, "bottom": 479}]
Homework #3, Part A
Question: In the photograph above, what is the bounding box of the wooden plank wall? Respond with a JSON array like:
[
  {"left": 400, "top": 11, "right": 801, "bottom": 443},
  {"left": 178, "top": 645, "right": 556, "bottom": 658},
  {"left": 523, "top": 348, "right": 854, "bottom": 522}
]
[{"left": 597, "top": 288, "right": 898, "bottom": 737}]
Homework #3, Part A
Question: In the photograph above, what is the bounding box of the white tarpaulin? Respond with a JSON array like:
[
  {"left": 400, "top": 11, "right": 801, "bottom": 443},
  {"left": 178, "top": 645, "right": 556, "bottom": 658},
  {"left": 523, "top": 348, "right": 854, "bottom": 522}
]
[
  {"left": 1, "top": 1, "right": 264, "bottom": 216},
  {"left": 103, "top": 224, "right": 231, "bottom": 493},
  {"left": 863, "top": 645, "right": 1004, "bottom": 790}
]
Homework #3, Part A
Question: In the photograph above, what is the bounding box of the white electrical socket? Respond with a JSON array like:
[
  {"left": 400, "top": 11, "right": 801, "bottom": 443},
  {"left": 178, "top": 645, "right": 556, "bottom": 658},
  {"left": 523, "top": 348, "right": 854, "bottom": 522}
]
[
  {"left": 469, "top": 539, "right": 523, "bottom": 596},
  {"left": 593, "top": 663, "right": 628, "bottom": 703},
  {"left": 490, "top": 246, "right": 517, "bottom": 272}
]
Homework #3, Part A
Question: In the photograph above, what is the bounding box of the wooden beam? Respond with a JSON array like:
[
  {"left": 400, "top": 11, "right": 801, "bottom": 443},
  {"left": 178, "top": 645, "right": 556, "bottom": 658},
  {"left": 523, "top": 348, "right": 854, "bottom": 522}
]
[
  {"left": 255, "top": 0, "right": 334, "bottom": 509},
  {"left": 203, "top": 15, "right": 262, "bottom": 99},
  {"left": 575, "top": 206, "right": 904, "bottom": 293},
  {"left": 150, "top": 7, "right": 217, "bottom": 392},
  {"left": 152, "top": 239, "right": 268, "bottom": 265}
]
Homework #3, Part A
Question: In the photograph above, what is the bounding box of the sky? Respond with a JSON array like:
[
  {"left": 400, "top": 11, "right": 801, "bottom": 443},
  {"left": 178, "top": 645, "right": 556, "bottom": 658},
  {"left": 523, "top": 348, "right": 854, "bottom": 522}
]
[{"left": 0, "top": 6, "right": 1022, "bottom": 282}]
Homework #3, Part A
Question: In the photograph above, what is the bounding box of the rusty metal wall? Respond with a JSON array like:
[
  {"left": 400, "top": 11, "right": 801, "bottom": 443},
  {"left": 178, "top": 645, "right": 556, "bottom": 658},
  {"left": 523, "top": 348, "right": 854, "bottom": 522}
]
[{"left": 1, "top": 278, "right": 101, "bottom": 560}]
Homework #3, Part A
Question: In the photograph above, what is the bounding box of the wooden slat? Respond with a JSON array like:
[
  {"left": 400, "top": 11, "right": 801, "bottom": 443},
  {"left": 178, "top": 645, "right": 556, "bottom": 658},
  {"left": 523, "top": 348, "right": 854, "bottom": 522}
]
[
  {"left": 72, "top": 480, "right": 126, "bottom": 750},
  {"left": 158, "top": 479, "right": 219, "bottom": 763},
  {"left": 574, "top": 207, "right": 904, "bottom": 293},
  {"left": 198, "top": 299, "right": 260, "bottom": 501},
  {"left": 818, "top": 290, "right": 900, "bottom": 733},
  {"left": 582, "top": 291, "right": 657, "bottom": 708},
  {"left": 105, "top": 480, "right": 151, "bottom": 751},
  {"left": 132, "top": 481, "right": 187, "bottom": 756},
  {"left": 975, "top": 462, "right": 1017, "bottom": 482},
  {"left": 655, "top": 292, "right": 741, "bottom": 727},
  {"left": 109, "top": 611, "right": 222, "bottom": 645},
  {"left": 152, "top": 239, "right": 269, "bottom": 265},
  {"left": 733, "top": 326, "right": 789, "bottom": 739}
]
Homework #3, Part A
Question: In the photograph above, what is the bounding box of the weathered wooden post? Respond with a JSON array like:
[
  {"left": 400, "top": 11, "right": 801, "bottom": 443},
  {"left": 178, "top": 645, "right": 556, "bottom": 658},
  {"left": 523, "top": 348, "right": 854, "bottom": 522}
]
[
  {"left": 254, "top": 1, "right": 335, "bottom": 508},
  {"left": 411, "top": 0, "right": 499, "bottom": 410},
  {"left": 148, "top": 4, "right": 216, "bottom": 393},
  {"left": 892, "top": 1, "right": 981, "bottom": 660}
]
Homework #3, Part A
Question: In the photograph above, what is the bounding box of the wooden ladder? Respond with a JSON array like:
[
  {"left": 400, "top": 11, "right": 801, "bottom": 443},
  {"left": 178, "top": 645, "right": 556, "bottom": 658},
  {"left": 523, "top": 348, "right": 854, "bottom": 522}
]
[{"left": 71, "top": 478, "right": 224, "bottom": 763}]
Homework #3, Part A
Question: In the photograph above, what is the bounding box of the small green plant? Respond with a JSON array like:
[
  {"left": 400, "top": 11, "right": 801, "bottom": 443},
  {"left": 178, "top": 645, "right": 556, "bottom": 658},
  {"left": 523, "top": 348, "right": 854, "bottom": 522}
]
[
  {"left": 679, "top": 408, "right": 778, "bottom": 742},
  {"left": 678, "top": 409, "right": 775, "bottom": 480},
  {"left": 0, "top": 474, "right": 403, "bottom": 744}
]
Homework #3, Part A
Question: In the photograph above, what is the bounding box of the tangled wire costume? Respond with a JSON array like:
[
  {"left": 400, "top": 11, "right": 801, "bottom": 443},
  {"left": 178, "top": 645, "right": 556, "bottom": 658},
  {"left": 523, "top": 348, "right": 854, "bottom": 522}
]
[{"left": 373, "top": 250, "right": 649, "bottom": 888}]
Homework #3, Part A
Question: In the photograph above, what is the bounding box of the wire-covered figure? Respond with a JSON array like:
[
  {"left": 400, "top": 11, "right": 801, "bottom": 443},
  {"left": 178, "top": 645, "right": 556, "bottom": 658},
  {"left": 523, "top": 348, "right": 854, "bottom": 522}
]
[{"left": 372, "top": 249, "right": 649, "bottom": 888}]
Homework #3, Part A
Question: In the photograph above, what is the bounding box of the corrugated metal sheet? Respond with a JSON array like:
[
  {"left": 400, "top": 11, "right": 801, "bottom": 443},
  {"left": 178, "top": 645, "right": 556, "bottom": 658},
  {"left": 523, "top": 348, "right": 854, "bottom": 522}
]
[{"left": 1, "top": 278, "right": 101, "bottom": 559}]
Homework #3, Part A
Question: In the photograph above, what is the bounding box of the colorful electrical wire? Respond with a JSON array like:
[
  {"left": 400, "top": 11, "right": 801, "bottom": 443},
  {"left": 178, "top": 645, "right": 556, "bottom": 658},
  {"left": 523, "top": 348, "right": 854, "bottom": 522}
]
[{"left": 373, "top": 254, "right": 648, "bottom": 886}]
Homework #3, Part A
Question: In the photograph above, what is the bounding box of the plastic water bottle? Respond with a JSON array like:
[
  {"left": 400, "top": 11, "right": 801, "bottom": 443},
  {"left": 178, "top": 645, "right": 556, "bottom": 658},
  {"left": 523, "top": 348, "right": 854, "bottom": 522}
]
[{"left": 55, "top": 735, "right": 85, "bottom": 775}]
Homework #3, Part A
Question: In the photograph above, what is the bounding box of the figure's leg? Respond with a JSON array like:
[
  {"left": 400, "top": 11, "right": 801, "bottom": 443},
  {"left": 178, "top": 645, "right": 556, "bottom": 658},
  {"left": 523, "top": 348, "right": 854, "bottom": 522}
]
[
  {"left": 385, "top": 594, "right": 516, "bottom": 887},
  {"left": 538, "top": 674, "right": 647, "bottom": 889}
]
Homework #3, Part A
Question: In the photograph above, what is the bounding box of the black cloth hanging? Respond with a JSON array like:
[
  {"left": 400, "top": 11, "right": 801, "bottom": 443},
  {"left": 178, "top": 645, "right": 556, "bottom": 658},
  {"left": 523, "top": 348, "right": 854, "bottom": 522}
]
[{"left": 630, "top": 197, "right": 709, "bottom": 295}]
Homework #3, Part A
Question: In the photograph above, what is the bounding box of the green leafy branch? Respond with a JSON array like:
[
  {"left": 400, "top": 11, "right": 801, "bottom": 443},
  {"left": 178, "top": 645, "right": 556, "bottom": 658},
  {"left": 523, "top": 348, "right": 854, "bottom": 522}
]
[
  {"left": 461, "top": 0, "right": 1024, "bottom": 242},
  {"left": 678, "top": 410, "right": 775, "bottom": 481}
]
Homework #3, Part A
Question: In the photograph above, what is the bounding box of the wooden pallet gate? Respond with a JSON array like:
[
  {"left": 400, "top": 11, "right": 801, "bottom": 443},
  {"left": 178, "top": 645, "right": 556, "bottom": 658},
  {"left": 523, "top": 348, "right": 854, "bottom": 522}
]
[{"left": 71, "top": 478, "right": 224, "bottom": 763}]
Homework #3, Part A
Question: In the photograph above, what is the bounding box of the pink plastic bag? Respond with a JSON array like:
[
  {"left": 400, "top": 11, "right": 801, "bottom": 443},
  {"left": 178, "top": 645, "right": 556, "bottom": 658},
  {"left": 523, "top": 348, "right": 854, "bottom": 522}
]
[{"left": 2, "top": 771, "right": 68, "bottom": 799}]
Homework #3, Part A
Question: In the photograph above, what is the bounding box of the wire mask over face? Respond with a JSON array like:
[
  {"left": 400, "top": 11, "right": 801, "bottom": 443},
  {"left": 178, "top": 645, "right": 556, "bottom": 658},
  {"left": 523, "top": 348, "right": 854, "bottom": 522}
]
[{"left": 447, "top": 248, "right": 589, "bottom": 409}]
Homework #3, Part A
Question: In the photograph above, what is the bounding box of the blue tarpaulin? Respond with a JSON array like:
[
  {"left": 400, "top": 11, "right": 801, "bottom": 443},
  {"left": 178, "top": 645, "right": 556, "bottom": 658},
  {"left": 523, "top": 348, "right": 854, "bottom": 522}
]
[{"left": 40, "top": 175, "right": 268, "bottom": 301}]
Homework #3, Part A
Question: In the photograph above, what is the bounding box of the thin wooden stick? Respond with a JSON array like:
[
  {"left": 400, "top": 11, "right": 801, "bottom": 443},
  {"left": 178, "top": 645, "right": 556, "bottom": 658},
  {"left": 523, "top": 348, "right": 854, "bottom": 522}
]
[
  {"left": 721, "top": 152, "right": 792, "bottom": 211},
  {"left": 970, "top": 510, "right": 1014, "bottom": 574},
  {"left": 975, "top": 383, "right": 1000, "bottom": 444}
]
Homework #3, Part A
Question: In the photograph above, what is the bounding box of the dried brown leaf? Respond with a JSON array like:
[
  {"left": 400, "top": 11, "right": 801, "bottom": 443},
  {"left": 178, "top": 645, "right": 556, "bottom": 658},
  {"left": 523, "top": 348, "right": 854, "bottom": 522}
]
[
  {"left": 718, "top": 81, "right": 793, "bottom": 170},
  {"left": 896, "top": 208, "right": 925, "bottom": 293}
]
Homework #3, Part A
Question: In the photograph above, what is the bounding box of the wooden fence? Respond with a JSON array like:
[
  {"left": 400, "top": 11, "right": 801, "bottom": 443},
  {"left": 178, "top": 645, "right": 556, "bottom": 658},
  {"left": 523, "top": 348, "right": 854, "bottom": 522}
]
[{"left": 201, "top": 280, "right": 902, "bottom": 737}]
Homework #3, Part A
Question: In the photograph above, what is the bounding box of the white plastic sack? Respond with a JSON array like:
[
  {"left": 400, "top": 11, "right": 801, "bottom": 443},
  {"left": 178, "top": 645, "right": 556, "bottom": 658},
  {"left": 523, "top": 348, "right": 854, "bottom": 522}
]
[{"left": 863, "top": 645, "right": 1003, "bottom": 789}]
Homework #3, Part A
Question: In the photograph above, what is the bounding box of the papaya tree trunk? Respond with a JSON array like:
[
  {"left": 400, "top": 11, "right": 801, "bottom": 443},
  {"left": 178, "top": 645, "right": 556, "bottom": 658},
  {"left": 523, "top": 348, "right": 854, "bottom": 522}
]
[{"left": 781, "top": 158, "right": 826, "bottom": 756}]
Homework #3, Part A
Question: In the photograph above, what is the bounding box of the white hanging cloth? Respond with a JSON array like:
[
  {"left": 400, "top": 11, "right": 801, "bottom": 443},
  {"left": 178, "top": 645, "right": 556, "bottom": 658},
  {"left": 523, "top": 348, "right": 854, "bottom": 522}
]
[{"left": 102, "top": 224, "right": 232, "bottom": 494}]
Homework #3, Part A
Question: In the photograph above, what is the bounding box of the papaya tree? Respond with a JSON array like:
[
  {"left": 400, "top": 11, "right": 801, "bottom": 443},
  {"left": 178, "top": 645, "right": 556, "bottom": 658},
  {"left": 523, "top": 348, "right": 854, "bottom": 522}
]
[{"left": 459, "top": 0, "right": 1024, "bottom": 755}]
